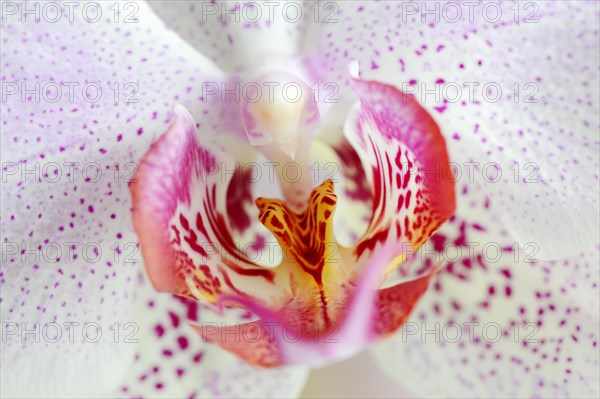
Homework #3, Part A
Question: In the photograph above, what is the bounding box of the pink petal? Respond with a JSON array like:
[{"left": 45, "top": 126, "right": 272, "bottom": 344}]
[
  {"left": 346, "top": 65, "right": 456, "bottom": 271},
  {"left": 130, "top": 105, "right": 291, "bottom": 308}
]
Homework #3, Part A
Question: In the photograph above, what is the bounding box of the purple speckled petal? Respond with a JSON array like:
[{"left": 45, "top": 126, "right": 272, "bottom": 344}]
[
  {"left": 304, "top": 0, "right": 600, "bottom": 259},
  {"left": 110, "top": 274, "right": 308, "bottom": 398},
  {"left": 149, "top": 1, "right": 308, "bottom": 73},
  {"left": 371, "top": 180, "right": 600, "bottom": 398},
  {"left": 0, "top": 2, "right": 227, "bottom": 396}
]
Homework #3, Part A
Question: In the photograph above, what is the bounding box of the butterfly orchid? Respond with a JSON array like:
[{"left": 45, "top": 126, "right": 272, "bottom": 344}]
[{"left": 1, "top": 1, "right": 598, "bottom": 398}]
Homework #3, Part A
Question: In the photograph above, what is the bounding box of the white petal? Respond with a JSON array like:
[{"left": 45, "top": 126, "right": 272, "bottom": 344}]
[
  {"left": 301, "top": 351, "right": 415, "bottom": 398},
  {"left": 371, "top": 180, "right": 600, "bottom": 398},
  {"left": 1, "top": 2, "right": 223, "bottom": 396},
  {"left": 149, "top": 1, "right": 306, "bottom": 73}
]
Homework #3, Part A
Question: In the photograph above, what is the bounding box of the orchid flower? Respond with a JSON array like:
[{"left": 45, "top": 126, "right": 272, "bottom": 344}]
[{"left": 1, "top": 1, "right": 598, "bottom": 398}]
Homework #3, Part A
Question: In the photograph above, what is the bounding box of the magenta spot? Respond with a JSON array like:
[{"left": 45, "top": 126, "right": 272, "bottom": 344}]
[
  {"left": 500, "top": 269, "right": 512, "bottom": 279},
  {"left": 472, "top": 223, "right": 485, "bottom": 231},
  {"left": 177, "top": 336, "right": 189, "bottom": 350},
  {"left": 192, "top": 352, "right": 203, "bottom": 363},
  {"left": 251, "top": 234, "right": 266, "bottom": 251},
  {"left": 154, "top": 324, "right": 165, "bottom": 338},
  {"left": 168, "top": 311, "right": 180, "bottom": 328},
  {"left": 174, "top": 296, "right": 199, "bottom": 322}
]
